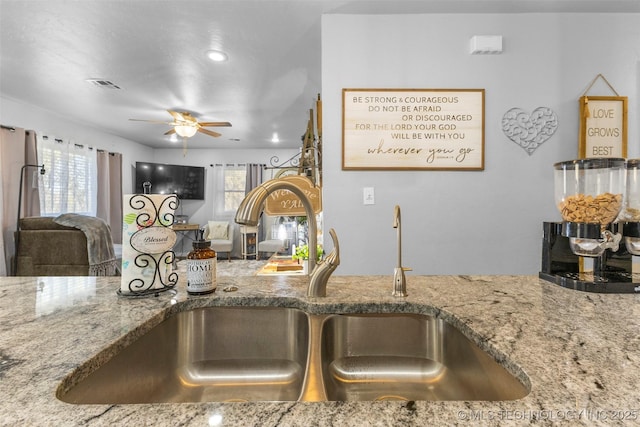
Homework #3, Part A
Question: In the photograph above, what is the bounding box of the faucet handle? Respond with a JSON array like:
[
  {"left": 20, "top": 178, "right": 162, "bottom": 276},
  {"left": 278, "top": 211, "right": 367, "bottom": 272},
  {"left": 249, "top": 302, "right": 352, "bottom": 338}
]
[
  {"left": 324, "top": 228, "right": 340, "bottom": 266},
  {"left": 308, "top": 228, "right": 340, "bottom": 298}
]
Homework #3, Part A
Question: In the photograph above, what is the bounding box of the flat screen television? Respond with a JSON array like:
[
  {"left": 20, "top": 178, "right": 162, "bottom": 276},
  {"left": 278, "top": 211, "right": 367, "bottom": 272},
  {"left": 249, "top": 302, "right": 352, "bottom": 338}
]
[{"left": 134, "top": 162, "right": 205, "bottom": 200}]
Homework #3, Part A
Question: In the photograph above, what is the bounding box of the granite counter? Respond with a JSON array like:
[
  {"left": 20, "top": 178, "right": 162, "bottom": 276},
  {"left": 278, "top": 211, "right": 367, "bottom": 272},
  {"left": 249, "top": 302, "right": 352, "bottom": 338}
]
[{"left": 0, "top": 274, "right": 639, "bottom": 426}]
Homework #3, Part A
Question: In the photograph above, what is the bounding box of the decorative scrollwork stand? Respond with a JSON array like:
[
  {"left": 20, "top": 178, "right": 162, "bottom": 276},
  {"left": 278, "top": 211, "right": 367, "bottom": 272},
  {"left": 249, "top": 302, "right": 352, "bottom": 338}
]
[{"left": 118, "top": 194, "right": 179, "bottom": 297}]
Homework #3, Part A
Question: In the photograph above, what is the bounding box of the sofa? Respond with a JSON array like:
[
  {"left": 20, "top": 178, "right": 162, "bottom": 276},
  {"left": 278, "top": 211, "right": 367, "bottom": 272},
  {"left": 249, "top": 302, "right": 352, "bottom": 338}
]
[
  {"left": 15, "top": 217, "right": 91, "bottom": 276},
  {"left": 15, "top": 216, "right": 118, "bottom": 276}
]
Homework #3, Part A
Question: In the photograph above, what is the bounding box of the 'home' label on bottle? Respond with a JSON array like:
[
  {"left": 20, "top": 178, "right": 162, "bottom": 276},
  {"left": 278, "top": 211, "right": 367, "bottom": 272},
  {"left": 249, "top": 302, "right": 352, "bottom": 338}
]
[{"left": 187, "top": 258, "right": 217, "bottom": 294}]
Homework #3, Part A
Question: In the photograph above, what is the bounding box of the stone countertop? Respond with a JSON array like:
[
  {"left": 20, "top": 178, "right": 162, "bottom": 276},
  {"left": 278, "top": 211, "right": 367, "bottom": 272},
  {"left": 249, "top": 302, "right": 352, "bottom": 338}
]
[{"left": 1, "top": 274, "right": 639, "bottom": 426}]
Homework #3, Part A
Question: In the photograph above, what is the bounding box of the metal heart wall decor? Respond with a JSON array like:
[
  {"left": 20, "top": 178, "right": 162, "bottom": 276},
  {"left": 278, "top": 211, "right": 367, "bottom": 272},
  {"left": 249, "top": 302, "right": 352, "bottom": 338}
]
[{"left": 501, "top": 107, "right": 558, "bottom": 155}]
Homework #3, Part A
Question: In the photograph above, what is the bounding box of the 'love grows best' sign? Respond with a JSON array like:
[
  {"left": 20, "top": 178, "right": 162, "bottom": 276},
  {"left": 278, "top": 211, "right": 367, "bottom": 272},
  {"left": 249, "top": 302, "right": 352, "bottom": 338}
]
[
  {"left": 342, "top": 88, "right": 485, "bottom": 170},
  {"left": 579, "top": 96, "right": 628, "bottom": 159}
]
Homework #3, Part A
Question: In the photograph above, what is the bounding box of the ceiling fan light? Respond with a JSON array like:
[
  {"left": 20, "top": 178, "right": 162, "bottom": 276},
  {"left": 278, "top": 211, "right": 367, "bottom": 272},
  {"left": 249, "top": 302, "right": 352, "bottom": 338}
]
[
  {"left": 175, "top": 125, "right": 198, "bottom": 138},
  {"left": 206, "top": 50, "right": 228, "bottom": 62}
]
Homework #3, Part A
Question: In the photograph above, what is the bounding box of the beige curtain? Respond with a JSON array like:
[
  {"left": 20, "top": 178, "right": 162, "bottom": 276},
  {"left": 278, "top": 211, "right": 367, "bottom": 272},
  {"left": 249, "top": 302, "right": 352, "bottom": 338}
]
[
  {"left": 23, "top": 131, "right": 41, "bottom": 218},
  {"left": 96, "top": 151, "right": 123, "bottom": 244},
  {"left": 0, "top": 126, "right": 40, "bottom": 275}
]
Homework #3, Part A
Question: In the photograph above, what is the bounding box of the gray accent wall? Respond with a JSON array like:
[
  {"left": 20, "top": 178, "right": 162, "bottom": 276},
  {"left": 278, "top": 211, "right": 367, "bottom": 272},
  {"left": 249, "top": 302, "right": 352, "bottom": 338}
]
[{"left": 321, "top": 13, "right": 639, "bottom": 275}]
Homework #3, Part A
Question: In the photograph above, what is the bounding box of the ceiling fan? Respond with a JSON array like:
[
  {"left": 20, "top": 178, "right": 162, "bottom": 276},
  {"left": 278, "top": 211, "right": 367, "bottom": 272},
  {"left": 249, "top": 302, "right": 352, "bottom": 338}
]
[{"left": 129, "top": 110, "right": 232, "bottom": 139}]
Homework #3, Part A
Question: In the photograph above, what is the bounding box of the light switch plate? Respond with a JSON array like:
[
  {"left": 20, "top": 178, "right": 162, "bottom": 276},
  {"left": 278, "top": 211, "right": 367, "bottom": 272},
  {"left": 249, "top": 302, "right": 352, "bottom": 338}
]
[{"left": 363, "top": 187, "right": 375, "bottom": 205}]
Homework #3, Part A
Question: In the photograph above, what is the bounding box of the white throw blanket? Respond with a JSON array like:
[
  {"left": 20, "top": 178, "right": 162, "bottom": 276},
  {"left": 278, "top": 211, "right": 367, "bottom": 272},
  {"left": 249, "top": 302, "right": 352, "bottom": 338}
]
[{"left": 53, "top": 213, "right": 118, "bottom": 276}]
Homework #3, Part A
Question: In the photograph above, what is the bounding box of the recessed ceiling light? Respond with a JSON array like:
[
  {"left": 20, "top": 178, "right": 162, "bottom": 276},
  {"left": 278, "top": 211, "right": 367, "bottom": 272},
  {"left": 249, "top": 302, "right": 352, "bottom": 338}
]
[
  {"left": 206, "top": 50, "right": 228, "bottom": 62},
  {"left": 271, "top": 132, "right": 280, "bottom": 143}
]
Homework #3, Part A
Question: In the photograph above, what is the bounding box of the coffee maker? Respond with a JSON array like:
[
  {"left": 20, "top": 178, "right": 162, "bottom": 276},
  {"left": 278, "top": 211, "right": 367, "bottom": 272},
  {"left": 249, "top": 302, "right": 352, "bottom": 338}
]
[{"left": 540, "top": 158, "right": 640, "bottom": 293}]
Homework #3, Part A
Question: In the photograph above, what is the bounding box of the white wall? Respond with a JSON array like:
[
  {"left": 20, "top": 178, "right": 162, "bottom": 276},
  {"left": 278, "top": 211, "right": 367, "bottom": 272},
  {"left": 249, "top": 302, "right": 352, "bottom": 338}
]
[{"left": 321, "top": 13, "right": 640, "bottom": 275}]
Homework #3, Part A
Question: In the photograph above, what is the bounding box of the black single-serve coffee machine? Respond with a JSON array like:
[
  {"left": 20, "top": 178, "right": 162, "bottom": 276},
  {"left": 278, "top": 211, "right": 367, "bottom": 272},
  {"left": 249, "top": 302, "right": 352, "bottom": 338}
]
[{"left": 540, "top": 158, "right": 640, "bottom": 293}]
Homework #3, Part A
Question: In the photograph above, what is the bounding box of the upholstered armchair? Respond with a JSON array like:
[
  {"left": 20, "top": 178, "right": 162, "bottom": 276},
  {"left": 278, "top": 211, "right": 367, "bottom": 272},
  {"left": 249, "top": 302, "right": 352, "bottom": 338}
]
[
  {"left": 257, "top": 239, "right": 285, "bottom": 259},
  {"left": 256, "top": 216, "right": 287, "bottom": 259},
  {"left": 203, "top": 221, "right": 234, "bottom": 261}
]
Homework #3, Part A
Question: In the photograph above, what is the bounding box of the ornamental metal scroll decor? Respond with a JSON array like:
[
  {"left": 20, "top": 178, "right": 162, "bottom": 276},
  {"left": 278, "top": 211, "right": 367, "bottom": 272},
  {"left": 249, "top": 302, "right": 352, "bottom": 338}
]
[
  {"left": 128, "top": 193, "right": 179, "bottom": 228},
  {"left": 269, "top": 153, "right": 300, "bottom": 169},
  {"left": 122, "top": 251, "right": 178, "bottom": 297},
  {"left": 119, "top": 194, "right": 179, "bottom": 297},
  {"left": 501, "top": 107, "right": 558, "bottom": 155}
]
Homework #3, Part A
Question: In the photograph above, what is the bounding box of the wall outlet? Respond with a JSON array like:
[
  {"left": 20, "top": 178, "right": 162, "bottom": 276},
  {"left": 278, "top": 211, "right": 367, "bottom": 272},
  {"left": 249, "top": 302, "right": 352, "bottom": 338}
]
[{"left": 363, "top": 187, "right": 375, "bottom": 205}]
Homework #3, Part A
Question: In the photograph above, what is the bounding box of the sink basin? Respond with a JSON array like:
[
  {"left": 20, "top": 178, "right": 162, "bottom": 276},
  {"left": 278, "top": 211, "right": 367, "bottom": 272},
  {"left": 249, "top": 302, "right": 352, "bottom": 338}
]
[
  {"left": 320, "top": 313, "right": 529, "bottom": 401},
  {"left": 58, "top": 307, "right": 529, "bottom": 403},
  {"left": 58, "top": 306, "right": 310, "bottom": 403}
]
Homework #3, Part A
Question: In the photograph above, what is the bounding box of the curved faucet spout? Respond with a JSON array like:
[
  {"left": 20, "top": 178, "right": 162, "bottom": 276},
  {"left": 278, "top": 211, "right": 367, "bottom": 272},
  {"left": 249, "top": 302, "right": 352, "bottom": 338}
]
[
  {"left": 235, "top": 177, "right": 318, "bottom": 273},
  {"left": 235, "top": 176, "right": 339, "bottom": 297},
  {"left": 393, "top": 205, "right": 401, "bottom": 269}
]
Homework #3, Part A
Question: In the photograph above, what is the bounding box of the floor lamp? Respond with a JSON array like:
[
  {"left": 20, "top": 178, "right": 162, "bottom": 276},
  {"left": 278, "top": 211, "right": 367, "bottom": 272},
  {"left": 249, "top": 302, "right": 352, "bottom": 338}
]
[{"left": 13, "top": 164, "right": 45, "bottom": 275}]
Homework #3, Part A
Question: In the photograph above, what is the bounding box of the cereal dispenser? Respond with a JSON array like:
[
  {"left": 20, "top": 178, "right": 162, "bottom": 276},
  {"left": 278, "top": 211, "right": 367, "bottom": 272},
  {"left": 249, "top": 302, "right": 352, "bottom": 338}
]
[
  {"left": 621, "top": 159, "right": 640, "bottom": 265},
  {"left": 555, "top": 158, "right": 625, "bottom": 257},
  {"left": 540, "top": 158, "right": 640, "bottom": 293}
]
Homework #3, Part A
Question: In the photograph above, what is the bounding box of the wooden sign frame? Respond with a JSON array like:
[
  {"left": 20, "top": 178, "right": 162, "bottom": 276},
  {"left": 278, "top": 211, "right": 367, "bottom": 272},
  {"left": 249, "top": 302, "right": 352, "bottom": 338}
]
[
  {"left": 342, "top": 88, "right": 485, "bottom": 170},
  {"left": 264, "top": 175, "right": 322, "bottom": 216},
  {"left": 579, "top": 96, "right": 627, "bottom": 158}
]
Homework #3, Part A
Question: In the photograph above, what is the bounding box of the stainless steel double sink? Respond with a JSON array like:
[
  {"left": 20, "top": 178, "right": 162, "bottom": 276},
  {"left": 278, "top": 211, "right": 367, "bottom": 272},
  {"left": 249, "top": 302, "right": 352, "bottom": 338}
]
[{"left": 57, "top": 306, "right": 530, "bottom": 404}]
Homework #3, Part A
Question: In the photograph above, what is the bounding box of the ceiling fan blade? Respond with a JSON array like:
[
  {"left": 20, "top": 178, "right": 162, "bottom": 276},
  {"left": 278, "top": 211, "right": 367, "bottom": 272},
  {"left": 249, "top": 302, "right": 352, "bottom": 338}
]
[
  {"left": 198, "top": 128, "right": 222, "bottom": 138},
  {"left": 164, "top": 128, "right": 176, "bottom": 136},
  {"left": 167, "top": 110, "right": 186, "bottom": 122},
  {"left": 199, "top": 121, "right": 232, "bottom": 127},
  {"left": 129, "top": 118, "right": 172, "bottom": 124}
]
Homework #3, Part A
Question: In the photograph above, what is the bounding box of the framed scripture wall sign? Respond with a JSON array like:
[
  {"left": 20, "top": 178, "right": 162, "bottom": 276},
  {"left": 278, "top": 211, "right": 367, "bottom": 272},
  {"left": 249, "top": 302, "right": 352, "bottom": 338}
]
[
  {"left": 342, "top": 88, "right": 485, "bottom": 170},
  {"left": 579, "top": 96, "right": 627, "bottom": 158}
]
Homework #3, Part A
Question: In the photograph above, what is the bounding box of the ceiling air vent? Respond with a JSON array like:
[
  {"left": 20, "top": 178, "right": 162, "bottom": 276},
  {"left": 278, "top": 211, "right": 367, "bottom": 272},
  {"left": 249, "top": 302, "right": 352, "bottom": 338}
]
[{"left": 86, "top": 79, "right": 121, "bottom": 89}]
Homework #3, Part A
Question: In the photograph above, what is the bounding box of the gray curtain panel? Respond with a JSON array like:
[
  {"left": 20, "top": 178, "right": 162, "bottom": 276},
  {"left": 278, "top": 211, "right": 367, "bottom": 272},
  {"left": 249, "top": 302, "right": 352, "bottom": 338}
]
[
  {"left": 245, "top": 163, "right": 264, "bottom": 194},
  {"left": 245, "top": 163, "right": 265, "bottom": 241}
]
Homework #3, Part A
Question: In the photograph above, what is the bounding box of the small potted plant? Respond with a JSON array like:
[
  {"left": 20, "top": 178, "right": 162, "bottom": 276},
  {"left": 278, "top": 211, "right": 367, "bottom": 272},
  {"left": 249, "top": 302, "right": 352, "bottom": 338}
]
[{"left": 292, "top": 244, "right": 323, "bottom": 273}]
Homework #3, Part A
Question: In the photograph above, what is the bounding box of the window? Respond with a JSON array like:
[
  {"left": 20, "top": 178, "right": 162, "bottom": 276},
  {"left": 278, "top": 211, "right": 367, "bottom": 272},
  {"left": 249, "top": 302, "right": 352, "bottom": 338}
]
[
  {"left": 213, "top": 164, "right": 246, "bottom": 217},
  {"left": 37, "top": 136, "right": 97, "bottom": 216},
  {"left": 223, "top": 167, "right": 246, "bottom": 212}
]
